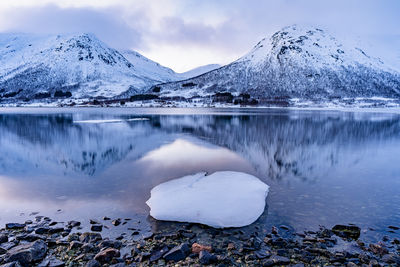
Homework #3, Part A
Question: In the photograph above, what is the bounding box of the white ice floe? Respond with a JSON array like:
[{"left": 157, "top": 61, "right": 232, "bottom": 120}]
[
  {"left": 146, "top": 171, "right": 269, "bottom": 228},
  {"left": 73, "top": 118, "right": 149, "bottom": 124}
]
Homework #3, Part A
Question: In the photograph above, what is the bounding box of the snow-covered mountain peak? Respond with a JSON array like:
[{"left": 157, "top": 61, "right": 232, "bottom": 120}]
[
  {"left": 0, "top": 32, "right": 161, "bottom": 98},
  {"left": 240, "top": 25, "right": 387, "bottom": 72},
  {"left": 156, "top": 25, "right": 400, "bottom": 100}
]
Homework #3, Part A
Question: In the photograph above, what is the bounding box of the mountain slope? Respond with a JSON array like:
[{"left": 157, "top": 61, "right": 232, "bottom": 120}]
[
  {"left": 121, "top": 51, "right": 220, "bottom": 82},
  {"left": 156, "top": 25, "right": 400, "bottom": 101},
  {"left": 121, "top": 50, "right": 180, "bottom": 83},
  {"left": 178, "top": 64, "right": 221, "bottom": 79},
  {"left": 0, "top": 33, "right": 174, "bottom": 100}
]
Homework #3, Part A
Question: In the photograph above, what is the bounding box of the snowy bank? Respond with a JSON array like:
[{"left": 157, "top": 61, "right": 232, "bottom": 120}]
[{"left": 146, "top": 171, "right": 269, "bottom": 228}]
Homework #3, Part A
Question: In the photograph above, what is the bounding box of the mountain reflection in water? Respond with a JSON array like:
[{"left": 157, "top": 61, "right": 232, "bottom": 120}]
[{"left": 0, "top": 108, "right": 399, "bottom": 241}]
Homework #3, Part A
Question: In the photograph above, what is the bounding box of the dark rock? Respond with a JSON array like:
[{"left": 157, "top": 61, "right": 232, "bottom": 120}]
[
  {"left": 90, "top": 220, "right": 100, "bottom": 225},
  {"left": 17, "top": 234, "right": 45, "bottom": 242},
  {"left": 388, "top": 225, "right": 399, "bottom": 230},
  {"left": 69, "top": 241, "right": 83, "bottom": 250},
  {"left": 150, "top": 246, "right": 169, "bottom": 262},
  {"left": 1, "top": 242, "right": 17, "bottom": 251},
  {"left": 67, "top": 221, "right": 81, "bottom": 228},
  {"left": 103, "top": 217, "right": 111, "bottom": 221},
  {"left": 55, "top": 240, "right": 69, "bottom": 246},
  {"left": 4, "top": 240, "right": 47, "bottom": 266},
  {"left": 35, "top": 227, "right": 50, "bottom": 235},
  {"left": 382, "top": 253, "right": 400, "bottom": 264},
  {"left": 368, "top": 259, "right": 380, "bottom": 267},
  {"left": 38, "top": 257, "right": 65, "bottom": 267},
  {"left": 82, "top": 243, "right": 96, "bottom": 253},
  {"left": 48, "top": 228, "right": 64, "bottom": 234},
  {"left": 5, "top": 224, "right": 25, "bottom": 230},
  {"left": 94, "top": 248, "right": 120, "bottom": 264},
  {"left": 254, "top": 250, "right": 271, "bottom": 259},
  {"left": 279, "top": 225, "right": 290, "bottom": 230},
  {"left": 369, "top": 243, "right": 388, "bottom": 256},
  {"left": 262, "top": 255, "right": 290, "bottom": 266},
  {"left": 97, "top": 240, "right": 122, "bottom": 249},
  {"left": 90, "top": 225, "right": 103, "bottom": 232},
  {"left": 163, "top": 243, "right": 190, "bottom": 262},
  {"left": 24, "top": 221, "right": 32, "bottom": 225},
  {"left": 332, "top": 225, "right": 360, "bottom": 239},
  {"left": 85, "top": 259, "right": 101, "bottom": 267},
  {"left": 0, "top": 235, "right": 8, "bottom": 244},
  {"left": 112, "top": 219, "right": 121, "bottom": 226},
  {"left": 199, "top": 250, "right": 218, "bottom": 265},
  {"left": 80, "top": 233, "right": 102, "bottom": 243}
]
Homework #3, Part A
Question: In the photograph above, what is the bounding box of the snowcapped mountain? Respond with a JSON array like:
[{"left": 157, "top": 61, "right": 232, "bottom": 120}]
[
  {"left": 0, "top": 32, "right": 222, "bottom": 102},
  {"left": 0, "top": 33, "right": 164, "bottom": 99},
  {"left": 156, "top": 25, "right": 400, "bottom": 101}
]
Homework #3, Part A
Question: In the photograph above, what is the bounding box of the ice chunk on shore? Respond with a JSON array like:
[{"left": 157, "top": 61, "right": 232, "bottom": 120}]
[{"left": 146, "top": 171, "right": 269, "bottom": 228}]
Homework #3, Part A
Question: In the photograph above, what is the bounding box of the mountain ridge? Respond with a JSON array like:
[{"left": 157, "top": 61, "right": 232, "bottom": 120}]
[
  {"left": 0, "top": 32, "right": 219, "bottom": 102},
  {"left": 154, "top": 25, "right": 400, "bottom": 102}
]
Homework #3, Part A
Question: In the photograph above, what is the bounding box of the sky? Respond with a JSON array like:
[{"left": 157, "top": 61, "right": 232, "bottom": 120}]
[{"left": 0, "top": 0, "right": 399, "bottom": 72}]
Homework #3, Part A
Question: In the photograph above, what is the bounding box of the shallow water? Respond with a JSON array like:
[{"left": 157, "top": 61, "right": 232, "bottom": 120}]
[{"left": 0, "top": 107, "right": 399, "bottom": 241}]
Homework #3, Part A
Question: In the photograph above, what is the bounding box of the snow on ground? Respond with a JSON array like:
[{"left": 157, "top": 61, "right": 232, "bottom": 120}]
[{"left": 146, "top": 171, "right": 269, "bottom": 228}]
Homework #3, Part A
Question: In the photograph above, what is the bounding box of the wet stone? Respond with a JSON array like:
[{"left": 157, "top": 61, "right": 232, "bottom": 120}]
[
  {"left": 382, "top": 253, "right": 400, "bottom": 264},
  {"left": 5, "top": 224, "right": 25, "bottom": 230},
  {"left": 35, "top": 227, "right": 50, "bottom": 235},
  {"left": 66, "top": 221, "right": 81, "bottom": 228},
  {"left": 90, "top": 225, "right": 103, "bottom": 232},
  {"left": 4, "top": 240, "right": 47, "bottom": 266},
  {"left": 199, "top": 250, "right": 218, "bottom": 265},
  {"left": 97, "top": 240, "right": 122, "bottom": 249},
  {"left": 69, "top": 241, "right": 83, "bottom": 250},
  {"left": 94, "top": 248, "right": 120, "bottom": 264},
  {"left": 112, "top": 219, "right": 121, "bottom": 226},
  {"left": 16, "top": 234, "right": 45, "bottom": 242},
  {"left": 163, "top": 243, "right": 190, "bottom": 262},
  {"left": 331, "top": 225, "right": 360, "bottom": 240},
  {"left": 80, "top": 233, "right": 102, "bottom": 244},
  {"left": 38, "top": 257, "right": 65, "bottom": 267},
  {"left": 85, "top": 259, "right": 101, "bottom": 267},
  {"left": 262, "top": 255, "right": 290, "bottom": 267},
  {"left": 0, "top": 235, "right": 8, "bottom": 244},
  {"left": 48, "top": 228, "right": 64, "bottom": 234},
  {"left": 369, "top": 243, "right": 388, "bottom": 256},
  {"left": 1, "top": 242, "right": 17, "bottom": 251},
  {"left": 149, "top": 246, "right": 169, "bottom": 262}
]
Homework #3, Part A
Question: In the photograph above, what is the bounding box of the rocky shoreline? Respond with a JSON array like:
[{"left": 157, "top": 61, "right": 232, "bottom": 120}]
[{"left": 0, "top": 216, "right": 399, "bottom": 267}]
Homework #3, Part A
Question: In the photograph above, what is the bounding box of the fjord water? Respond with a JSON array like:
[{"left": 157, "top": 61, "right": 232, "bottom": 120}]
[{"left": 0, "top": 108, "right": 399, "bottom": 241}]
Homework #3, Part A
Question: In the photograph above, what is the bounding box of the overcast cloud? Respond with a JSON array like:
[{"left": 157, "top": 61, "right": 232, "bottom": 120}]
[{"left": 0, "top": 0, "right": 399, "bottom": 72}]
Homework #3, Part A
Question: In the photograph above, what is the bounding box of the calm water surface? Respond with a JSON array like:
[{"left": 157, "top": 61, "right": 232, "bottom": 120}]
[{"left": 0, "top": 108, "right": 399, "bottom": 241}]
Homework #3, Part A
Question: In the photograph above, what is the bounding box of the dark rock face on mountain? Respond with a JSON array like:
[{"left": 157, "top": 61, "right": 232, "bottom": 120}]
[{"left": 156, "top": 25, "right": 400, "bottom": 102}]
